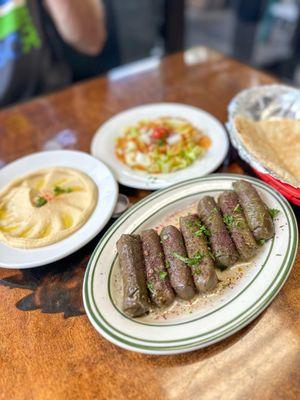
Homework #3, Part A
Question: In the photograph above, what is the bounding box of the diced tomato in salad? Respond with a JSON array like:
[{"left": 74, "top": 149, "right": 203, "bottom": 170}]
[{"left": 151, "top": 127, "right": 170, "bottom": 140}]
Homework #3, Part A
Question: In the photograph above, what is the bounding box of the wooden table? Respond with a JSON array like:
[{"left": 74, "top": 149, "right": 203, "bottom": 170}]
[{"left": 0, "top": 48, "right": 299, "bottom": 400}]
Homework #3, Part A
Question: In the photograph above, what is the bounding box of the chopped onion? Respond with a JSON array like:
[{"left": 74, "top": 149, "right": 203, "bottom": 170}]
[
  {"left": 124, "top": 153, "right": 136, "bottom": 166},
  {"left": 140, "top": 133, "right": 151, "bottom": 145},
  {"left": 135, "top": 152, "right": 150, "bottom": 166},
  {"left": 126, "top": 141, "right": 137, "bottom": 151},
  {"left": 166, "top": 133, "right": 181, "bottom": 145}
]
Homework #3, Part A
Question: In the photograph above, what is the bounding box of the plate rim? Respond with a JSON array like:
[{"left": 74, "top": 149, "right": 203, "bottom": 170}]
[
  {"left": 0, "top": 150, "right": 119, "bottom": 269},
  {"left": 91, "top": 102, "right": 229, "bottom": 190},
  {"left": 83, "top": 173, "right": 298, "bottom": 354}
]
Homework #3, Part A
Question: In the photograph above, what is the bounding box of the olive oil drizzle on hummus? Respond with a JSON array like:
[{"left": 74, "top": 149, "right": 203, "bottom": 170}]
[{"left": 0, "top": 167, "right": 98, "bottom": 249}]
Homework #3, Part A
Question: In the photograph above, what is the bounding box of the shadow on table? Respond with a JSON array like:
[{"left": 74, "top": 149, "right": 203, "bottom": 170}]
[{"left": 0, "top": 234, "right": 101, "bottom": 318}]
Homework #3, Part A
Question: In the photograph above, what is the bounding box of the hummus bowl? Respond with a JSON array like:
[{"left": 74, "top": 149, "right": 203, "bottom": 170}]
[{"left": 0, "top": 150, "right": 118, "bottom": 269}]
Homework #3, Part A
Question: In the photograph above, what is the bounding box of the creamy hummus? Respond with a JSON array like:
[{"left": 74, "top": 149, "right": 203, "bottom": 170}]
[{"left": 0, "top": 167, "right": 98, "bottom": 248}]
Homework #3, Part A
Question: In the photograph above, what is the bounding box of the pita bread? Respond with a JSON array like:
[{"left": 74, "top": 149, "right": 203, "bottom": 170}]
[{"left": 234, "top": 115, "right": 300, "bottom": 188}]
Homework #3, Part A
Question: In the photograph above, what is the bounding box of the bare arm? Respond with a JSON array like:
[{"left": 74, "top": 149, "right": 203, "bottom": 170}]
[{"left": 44, "top": 0, "right": 106, "bottom": 55}]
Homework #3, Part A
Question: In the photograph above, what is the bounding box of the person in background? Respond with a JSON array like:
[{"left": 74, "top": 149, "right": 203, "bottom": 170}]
[{"left": 0, "top": 0, "right": 106, "bottom": 107}]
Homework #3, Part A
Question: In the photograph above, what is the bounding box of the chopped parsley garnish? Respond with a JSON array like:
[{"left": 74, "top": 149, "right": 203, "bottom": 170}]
[
  {"left": 257, "top": 239, "right": 266, "bottom": 246},
  {"left": 35, "top": 196, "right": 47, "bottom": 208},
  {"left": 147, "top": 282, "right": 154, "bottom": 292},
  {"left": 223, "top": 214, "right": 234, "bottom": 229},
  {"left": 194, "top": 225, "right": 211, "bottom": 238},
  {"left": 223, "top": 213, "right": 245, "bottom": 230},
  {"left": 212, "top": 207, "right": 218, "bottom": 214},
  {"left": 165, "top": 260, "right": 170, "bottom": 269},
  {"left": 185, "top": 219, "right": 210, "bottom": 237},
  {"left": 233, "top": 204, "right": 242, "bottom": 213},
  {"left": 159, "top": 271, "right": 168, "bottom": 280},
  {"left": 214, "top": 251, "right": 224, "bottom": 259},
  {"left": 194, "top": 229, "right": 203, "bottom": 237},
  {"left": 208, "top": 207, "right": 218, "bottom": 222},
  {"left": 53, "top": 186, "right": 72, "bottom": 196},
  {"left": 192, "top": 268, "right": 201, "bottom": 276},
  {"left": 173, "top": 252, "right": 204, "bottom": 266},
  {"left": 268, "top": 208, "right": 280, "bottom": 219},
  {"left": 236, "top": 219, "right": 244, "bottom": 229},
  {"left": 173, "top": 252, "right": 191, "bottom": 264},
  {"left": 207, "top": 250, "right": 215, "bottom": 260},
  {"left": 186, "top": 219, "right": 201, "bottom": 228}
]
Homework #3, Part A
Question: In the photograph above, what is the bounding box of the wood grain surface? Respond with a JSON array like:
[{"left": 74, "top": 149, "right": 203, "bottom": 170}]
[{"left": 0, "top": 47, "right": 299, "bottom": 400}]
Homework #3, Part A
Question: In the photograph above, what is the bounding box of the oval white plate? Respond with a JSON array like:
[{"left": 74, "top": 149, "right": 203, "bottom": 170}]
[
  {"left": 0, "top": 150, "right": 118, "bottom": 269},
  {"left": 91, "top": 103, "right": 229, "bottom": 189},
  {"left": 83, "top": 174, "right": 298, "bottom": 355}
]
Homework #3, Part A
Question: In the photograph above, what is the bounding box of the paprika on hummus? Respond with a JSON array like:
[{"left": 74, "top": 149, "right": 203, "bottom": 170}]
[{"left": 0, "top": 167, "right": 98, "bottom": 248}]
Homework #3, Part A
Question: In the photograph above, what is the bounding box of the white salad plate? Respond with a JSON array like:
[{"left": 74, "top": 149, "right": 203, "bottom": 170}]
[
  {"left": 0, "top": 150, "right": 118, "bottom": 269},
  {"left": 83, "top": 174, "right": 298, "bottom": 355},
  {"left": 91, "top": 103, "right": 229, "bottom": 190}
]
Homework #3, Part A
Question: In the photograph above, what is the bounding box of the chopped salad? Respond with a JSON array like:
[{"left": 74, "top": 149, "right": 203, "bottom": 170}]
[{"left": 115, "top": 117, "right": 211, "bottom": 174}]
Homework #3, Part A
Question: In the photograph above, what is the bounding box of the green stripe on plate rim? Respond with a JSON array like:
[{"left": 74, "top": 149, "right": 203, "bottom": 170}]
[
  {"left": 85, "top": 256, "right": 295, "bottom": 352},
  {"left": 83, "top": 174, "right": 298, "bottom": 351},
  {"left": 106, "top": 189, "right": 275, "bottom": 327}
]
